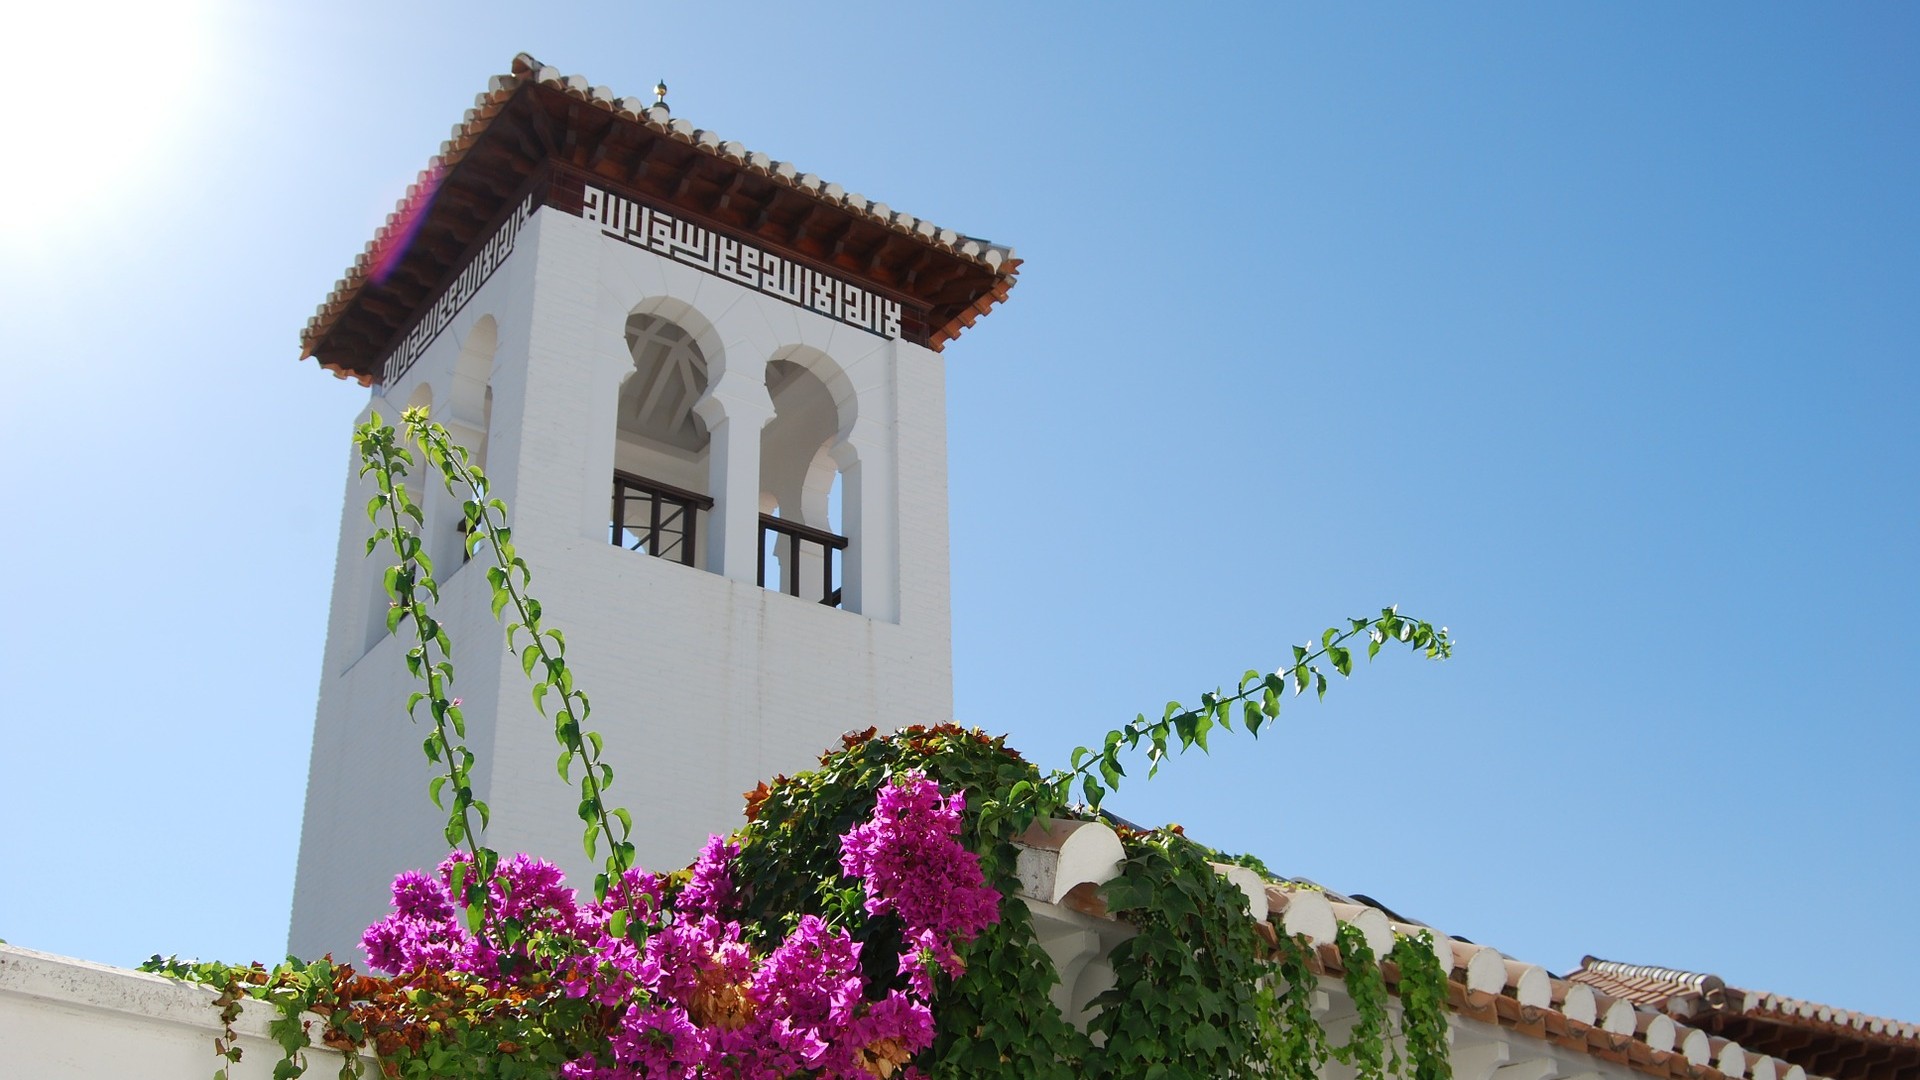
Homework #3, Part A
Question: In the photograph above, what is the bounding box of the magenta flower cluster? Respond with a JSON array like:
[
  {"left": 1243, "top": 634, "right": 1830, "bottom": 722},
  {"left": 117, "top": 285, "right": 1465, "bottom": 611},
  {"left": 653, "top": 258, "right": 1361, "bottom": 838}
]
[
  {"left": 838, "top": 771, "right": 1003, "bottom": 995},
  {"left": 359, "top": 772, "right": 997, "bottom": 1078}
]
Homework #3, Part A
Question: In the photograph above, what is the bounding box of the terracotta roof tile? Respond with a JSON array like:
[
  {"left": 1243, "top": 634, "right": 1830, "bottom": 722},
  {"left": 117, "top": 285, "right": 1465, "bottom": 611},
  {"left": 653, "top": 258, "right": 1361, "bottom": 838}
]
[
  {"left": 1572, "top": 956, "right": 1920, "bottom": 1052},
  {"left": 302, "top": 53, "right": 1019, "bottom": 382}
]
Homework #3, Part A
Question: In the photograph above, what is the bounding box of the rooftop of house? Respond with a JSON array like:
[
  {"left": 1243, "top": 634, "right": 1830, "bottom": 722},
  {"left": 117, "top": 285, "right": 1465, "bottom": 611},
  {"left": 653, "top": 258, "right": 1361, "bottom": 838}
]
[
  {"left": 1567, "top": 957, "right": 1920, "bottom": 1080},
  {"left": 301, "top": 53, "right": 1020, "bottom": 385}
]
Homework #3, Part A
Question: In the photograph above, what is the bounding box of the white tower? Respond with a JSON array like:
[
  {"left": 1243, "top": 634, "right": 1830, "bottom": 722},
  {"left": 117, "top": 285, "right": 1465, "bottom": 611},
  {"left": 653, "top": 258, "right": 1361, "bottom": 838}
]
[{"left": 289, "top": 56, "right": 1018, "bottom": 960}]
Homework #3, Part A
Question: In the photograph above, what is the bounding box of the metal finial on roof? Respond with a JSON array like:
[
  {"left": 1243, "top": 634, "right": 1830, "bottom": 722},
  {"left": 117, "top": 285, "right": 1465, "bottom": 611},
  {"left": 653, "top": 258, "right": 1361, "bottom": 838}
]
[{"left": 653, "top": 79, "right": 669, "bottom": 109}]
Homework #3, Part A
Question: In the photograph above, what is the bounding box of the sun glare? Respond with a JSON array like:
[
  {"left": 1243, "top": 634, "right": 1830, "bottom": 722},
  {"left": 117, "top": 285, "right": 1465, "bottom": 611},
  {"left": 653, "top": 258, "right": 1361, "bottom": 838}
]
[{"left": 4, "top": 0, "right": 222, "bottom": 250}]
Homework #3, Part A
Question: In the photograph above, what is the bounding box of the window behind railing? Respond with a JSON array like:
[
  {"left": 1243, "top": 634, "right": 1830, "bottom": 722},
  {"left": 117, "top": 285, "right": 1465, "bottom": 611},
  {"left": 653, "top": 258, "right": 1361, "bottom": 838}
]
[
  {"left": 611, "top": 471, "right": 712, "bottom": 566},
  {"left": 758, "top": 515, "right": 848, "bottom": 608}
]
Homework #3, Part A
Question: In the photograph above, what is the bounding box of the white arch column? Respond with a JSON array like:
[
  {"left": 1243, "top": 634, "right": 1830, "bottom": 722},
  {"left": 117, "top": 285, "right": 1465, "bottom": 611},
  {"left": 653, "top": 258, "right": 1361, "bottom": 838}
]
[
  {"left": 831, "top": 430, "right": 891, "bottom": 622},
  {"left": 695, "top": 372, "right": 774, "bottom": 583}
]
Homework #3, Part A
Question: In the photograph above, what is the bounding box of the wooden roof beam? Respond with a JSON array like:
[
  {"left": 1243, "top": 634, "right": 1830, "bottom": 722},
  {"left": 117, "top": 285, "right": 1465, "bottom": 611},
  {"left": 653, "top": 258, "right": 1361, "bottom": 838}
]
[
  {"left": 711, "top": 171, "right": 749, "bottom": 216},
  {"left": 824, "top": 218, "right": 858, "bottom": 263},
  {"left": 495, "top": 110, "right": 548, "bottom": 172},
  {"left": 895, "top": 246, "right": 935, "bottom": 288},
  {"left": 670, "top": 165, "right": 700, "bottom": 201},
  {"left": 625, "top": 135, "right": 667, "bottom": 187},
  {"left": 868, "top": 233, "right": 922, "bottom": 286},
  {"left": 914, "top": 259, "right": 971, "bottom": 298},
  {"left": 527, "top": 98, "right": 562, "bottom": 156},
  {"left": 584, "top": 118, "right": 622, "bottom": 172},
  {"left": 788, "top": 204, "right": 834, "bottom": 252}
]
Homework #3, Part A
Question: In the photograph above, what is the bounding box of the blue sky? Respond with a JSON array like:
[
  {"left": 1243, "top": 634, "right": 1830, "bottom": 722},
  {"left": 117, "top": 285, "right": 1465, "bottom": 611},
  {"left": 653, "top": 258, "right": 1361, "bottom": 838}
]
[{"left": 2, "top": 2, "right": 1915, "bottom": 1023}]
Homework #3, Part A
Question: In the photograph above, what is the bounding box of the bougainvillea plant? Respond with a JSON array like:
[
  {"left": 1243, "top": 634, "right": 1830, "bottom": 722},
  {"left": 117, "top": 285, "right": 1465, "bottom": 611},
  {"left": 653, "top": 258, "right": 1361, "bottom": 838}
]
[{"left": 147, "top": 411, "right": 1456, "bottom": 1079}]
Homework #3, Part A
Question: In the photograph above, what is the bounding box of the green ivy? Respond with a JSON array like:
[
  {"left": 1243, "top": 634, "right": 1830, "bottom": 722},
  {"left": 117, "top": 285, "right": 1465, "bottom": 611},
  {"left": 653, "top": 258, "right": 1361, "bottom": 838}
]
[
  {"left": 1259, "top": 930, "right": 1331, "bottom": 1080},
  {"left": 1389, "top": 931, "right": 1454, "bottom": 1080},
  {"left": 1334, "top": 922, "right": 1394, "bottom": 1080},
  {"left": 1088, "top": 830, "right": 1268, "bottom": 1078}
]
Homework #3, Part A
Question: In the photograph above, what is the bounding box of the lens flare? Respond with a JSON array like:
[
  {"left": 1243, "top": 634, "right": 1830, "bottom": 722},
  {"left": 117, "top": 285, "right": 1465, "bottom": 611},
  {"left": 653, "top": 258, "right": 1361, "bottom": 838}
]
[{"left": 369, "top": 165, "right": 445, "bottom": 286}]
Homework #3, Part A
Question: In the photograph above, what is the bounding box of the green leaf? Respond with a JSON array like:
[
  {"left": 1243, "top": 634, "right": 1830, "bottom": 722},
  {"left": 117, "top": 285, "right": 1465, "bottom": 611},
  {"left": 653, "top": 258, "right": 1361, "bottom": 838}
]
[
  {"left": 1331, "top": 645, "right": 1353, "bottom": 677},
  {"left": 1100, "top": 874, "right": 1156, "bottom": 912},
  {"left": 1081, "top": 774, "right": 1103, "bottom": 810}
]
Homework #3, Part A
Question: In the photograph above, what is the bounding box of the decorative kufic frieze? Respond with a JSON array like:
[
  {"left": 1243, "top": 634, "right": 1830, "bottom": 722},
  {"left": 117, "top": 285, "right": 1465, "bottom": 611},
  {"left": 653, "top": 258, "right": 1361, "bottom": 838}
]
[
  {"left": 379, "top": 196, "right": 536, "bottom": 387},
  {"left": 580, "top": 184, "right": 903, "bottom": 341}
]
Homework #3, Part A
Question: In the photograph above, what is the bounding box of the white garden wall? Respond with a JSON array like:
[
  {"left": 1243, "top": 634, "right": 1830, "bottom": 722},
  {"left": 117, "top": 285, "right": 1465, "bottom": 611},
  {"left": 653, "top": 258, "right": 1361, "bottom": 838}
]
[{"left": 0, "top": 944, "right": 364, "bottom": 1080}]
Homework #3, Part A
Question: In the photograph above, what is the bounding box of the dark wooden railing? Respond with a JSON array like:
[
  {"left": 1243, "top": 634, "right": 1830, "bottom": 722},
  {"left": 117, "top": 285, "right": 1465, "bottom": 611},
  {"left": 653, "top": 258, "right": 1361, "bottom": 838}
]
[
  {"left": 610, "top": 471, "right": 712, "bottom": 566},
  {"left": 759, "top": 514, "right": 848, "bottom": 607}
]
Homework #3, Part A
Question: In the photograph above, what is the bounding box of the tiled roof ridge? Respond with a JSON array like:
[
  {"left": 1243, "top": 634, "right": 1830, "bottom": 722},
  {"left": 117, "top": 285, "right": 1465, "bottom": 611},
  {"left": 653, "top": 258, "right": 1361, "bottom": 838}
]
[
  {"left": 1743, "top": 988, "right": 1920, "bottom": 1043},
  {"left": 1578, "top": 956, "right": 1732, "bottom": 1009},
  {"left": 1575, "top": 955, "right": 1920, "bottom": 1044},
  {"left": 1582, "top": 957, "right": 1726, "bottom": 996},
  {"left": 1014, "top": 819, "right": 1834, "bottom": 1080},
  {"left": 300, "top": 52, "right": 1018, "bottom": 370}
]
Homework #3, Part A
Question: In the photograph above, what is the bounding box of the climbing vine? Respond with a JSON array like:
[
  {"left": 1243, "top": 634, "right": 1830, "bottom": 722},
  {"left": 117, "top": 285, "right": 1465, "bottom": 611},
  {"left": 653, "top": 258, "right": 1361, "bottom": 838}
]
[
  {"left": 1089, "top": 828, "right": 1267, "bottom": 1077},
  {"left": 1261, "top": 930, "right": 1332, "bottom": 1080},
  {"left": 358, "top": 421, "right": 496, "bottom": 929},
  {"left": 149, "top": 411, "right": 1459, "bottom": 1079},
  {"left": 1335, "top": 922, "right": 1394, "bottom": 1080},
  {"left": 1388, "top": 933, "right": 1454, "bottom": 1080},
  {"left": 405, "top": 414, "right": 637, "bottom": 911}
]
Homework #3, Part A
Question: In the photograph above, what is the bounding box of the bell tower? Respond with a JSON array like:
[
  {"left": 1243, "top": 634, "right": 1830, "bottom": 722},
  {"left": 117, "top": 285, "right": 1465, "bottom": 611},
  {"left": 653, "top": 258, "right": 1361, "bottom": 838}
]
[{"left": 288, "top": 55, "right": 1018, "bottom": 959}]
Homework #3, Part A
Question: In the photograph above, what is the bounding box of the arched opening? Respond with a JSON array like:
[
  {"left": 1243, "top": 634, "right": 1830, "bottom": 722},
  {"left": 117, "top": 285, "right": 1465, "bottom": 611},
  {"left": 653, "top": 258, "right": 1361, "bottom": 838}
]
[
  {"left": 610, "top": 312, "right": 712, "bottom": 568},
  {"left": 759, "top": 357, "right": 850, "bottom": 607}
]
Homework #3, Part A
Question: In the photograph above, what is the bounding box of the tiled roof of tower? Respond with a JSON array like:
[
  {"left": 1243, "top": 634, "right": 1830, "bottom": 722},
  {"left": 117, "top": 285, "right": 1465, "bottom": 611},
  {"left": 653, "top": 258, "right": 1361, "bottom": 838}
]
[
  {"left": 1013, "top": 820, "right": 1920, "bottom": 1080},
  {"left": 1569, "top": 957, "right": 1920, "bottom": 1080},
  {"left": 300, "top": 53, "right": 1019, "bottom": 384}
]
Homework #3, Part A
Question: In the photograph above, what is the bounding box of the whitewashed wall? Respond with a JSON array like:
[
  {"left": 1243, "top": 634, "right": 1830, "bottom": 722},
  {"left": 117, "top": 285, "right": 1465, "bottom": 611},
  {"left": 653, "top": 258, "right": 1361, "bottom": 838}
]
[
  {"left": 0, "top": 944, "right": 364, "bottom": 1080},
  {"left": 290, "top": 207, "right": 956, "bottom": 962}
]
